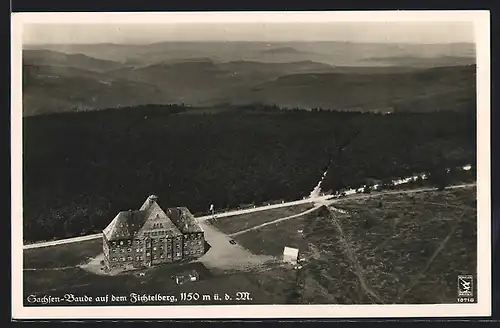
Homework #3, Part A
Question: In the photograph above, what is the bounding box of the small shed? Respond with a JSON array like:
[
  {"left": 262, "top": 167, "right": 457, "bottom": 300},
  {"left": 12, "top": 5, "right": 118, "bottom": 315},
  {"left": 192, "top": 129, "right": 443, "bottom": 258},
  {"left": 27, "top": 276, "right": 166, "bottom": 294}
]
[{"left": 283, "top": 246, "right": 299, "bottom": 265}]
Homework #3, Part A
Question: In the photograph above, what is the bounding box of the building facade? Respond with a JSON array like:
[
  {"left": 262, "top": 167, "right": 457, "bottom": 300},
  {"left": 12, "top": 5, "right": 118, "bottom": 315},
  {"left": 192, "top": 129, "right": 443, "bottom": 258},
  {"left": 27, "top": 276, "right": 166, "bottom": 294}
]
[{"left": 102, "top": 195, "right": 206, "bottom": 270}]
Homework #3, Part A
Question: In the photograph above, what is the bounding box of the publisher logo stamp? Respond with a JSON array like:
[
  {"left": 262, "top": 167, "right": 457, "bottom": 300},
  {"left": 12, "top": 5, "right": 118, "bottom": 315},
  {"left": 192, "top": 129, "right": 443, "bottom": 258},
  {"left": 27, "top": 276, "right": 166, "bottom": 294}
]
[
  {"left": 457, "top": 275, "right": 473, "bottom": 296},
  {"left": 457, "top": 275, "right": 474, "bottom": 303}
]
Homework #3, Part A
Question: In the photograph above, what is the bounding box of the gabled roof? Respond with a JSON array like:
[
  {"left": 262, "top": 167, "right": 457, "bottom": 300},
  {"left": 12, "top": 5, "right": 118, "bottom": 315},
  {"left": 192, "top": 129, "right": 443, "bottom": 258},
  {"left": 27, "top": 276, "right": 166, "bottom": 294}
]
[
  {"left": 136, "top": 201, "right": 181, "bottom": 237},
  {"left": 103, "top": 210, "right": 150, "bottom": 241},
  {"left": 103, "top": 211, "right": 134, "bottom": 241},
  {"left": 103, "top": 195, "right": 183, "bottom": 241},
  {"left": 166, "top": 207, "right": 204, "bottom": 234}
]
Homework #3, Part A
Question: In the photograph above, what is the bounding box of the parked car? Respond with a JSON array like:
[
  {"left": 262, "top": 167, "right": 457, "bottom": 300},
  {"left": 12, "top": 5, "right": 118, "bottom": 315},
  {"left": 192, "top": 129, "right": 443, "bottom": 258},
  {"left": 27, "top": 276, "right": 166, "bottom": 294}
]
[{"left": 172, "top": 270, "right": 200, "bottom": 285}]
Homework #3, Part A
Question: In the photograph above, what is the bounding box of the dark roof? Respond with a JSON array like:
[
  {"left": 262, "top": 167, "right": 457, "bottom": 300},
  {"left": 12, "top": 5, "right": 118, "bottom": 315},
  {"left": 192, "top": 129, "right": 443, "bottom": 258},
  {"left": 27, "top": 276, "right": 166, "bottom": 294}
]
[
  {"left": 166, "top": 207, "right": 204, "bottom": 234},
  {"left": 103, "top": 195, "right": 183, "bottom": 241},
  {"left": 136, "top": 201, "right": 182, "bottom": 237},
  {"left": 103, "top": 211, "right": 135, "bottom": 240}
]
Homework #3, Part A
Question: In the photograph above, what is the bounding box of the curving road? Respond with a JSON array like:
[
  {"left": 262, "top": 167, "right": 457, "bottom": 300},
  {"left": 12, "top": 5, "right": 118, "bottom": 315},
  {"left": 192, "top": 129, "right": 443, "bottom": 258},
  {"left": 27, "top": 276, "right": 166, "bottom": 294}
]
[{"left": 22, "top": 182, "right": 476, "bottom": 250}]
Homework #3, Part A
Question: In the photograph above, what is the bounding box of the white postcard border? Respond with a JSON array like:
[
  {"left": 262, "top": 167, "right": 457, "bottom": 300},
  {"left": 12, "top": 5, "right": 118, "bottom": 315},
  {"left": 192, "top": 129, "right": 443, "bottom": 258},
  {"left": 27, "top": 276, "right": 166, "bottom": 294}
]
[{"left": 11, "top": 10, "right": 491, "bottom": 319}]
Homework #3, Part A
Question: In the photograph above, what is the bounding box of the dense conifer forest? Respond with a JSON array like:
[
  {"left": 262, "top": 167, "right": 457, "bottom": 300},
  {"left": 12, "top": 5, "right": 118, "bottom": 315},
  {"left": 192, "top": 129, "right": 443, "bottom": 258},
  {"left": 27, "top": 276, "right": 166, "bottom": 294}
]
[{"left": 22, "top": 104, "right": 476, "bottom": 242}]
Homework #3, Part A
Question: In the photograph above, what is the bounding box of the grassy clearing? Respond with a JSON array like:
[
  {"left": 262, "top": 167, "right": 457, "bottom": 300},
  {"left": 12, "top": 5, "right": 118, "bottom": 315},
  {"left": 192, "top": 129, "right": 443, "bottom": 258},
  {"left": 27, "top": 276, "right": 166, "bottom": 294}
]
[
  {"left": 207, "top": 203, "right": 314, "bottom": 235},
  {"left": 23, "top": 257, "right": 298, "bottom": 305},
  {"left": 333, "top": 188, "right": 477, "bottom": 304},
  {"left": 23, "top": 239, "right": 102, "bottom": 269},
  {"left": 232, "top": 207, "right": 322, "bottom": 256},
  {"left": 233, "top": 187, "right": 477, "bottom": 304},
  {"left": 23, "top": 238, "right": 299, "bottom": 305}
]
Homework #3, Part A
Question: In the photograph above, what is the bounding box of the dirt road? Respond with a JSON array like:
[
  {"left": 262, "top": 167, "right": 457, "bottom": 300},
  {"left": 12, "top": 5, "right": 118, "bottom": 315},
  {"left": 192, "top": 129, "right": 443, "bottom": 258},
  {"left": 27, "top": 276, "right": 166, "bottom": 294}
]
[{"left": 196, "top": 219, "right": 276, "bottom": 273}]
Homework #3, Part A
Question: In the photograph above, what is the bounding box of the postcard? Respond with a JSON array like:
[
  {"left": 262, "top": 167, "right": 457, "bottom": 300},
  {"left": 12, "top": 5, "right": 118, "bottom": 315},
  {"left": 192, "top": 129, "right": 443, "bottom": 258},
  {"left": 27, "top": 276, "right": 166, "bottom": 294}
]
[{"left": 11, "top": 10, "right": 491, "bottom": 319}]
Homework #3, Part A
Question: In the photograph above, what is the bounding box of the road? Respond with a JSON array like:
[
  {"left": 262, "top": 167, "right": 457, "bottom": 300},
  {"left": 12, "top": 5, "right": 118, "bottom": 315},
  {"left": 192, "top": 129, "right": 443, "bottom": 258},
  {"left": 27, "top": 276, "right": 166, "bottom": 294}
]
[
  {"left": 22, "top": 182, "right": 476, "bottom": 250},
  {"left": 229, "top": 203, "right": 324, "bottom": 237}
]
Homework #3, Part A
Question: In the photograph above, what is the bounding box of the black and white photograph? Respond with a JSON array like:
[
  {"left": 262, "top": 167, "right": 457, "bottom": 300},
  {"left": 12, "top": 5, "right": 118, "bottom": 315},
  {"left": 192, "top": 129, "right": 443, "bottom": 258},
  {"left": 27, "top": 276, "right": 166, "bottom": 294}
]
[{"left": 11, "top": 11, "right": 491, "bottom": 319}]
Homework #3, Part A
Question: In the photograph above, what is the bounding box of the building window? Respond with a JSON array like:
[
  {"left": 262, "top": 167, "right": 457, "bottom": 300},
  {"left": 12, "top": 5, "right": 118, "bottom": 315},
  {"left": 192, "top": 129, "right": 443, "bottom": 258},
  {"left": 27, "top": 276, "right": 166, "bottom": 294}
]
[
  {"left": 153, "top": 255, "right": 157, "bottom": 260},
  {"left": 120, "top": 241, "right": 124, "bottom": 245},
  {"left": 167, "top": 254, "right": 171, "bottom": 258},
  {"left": 121, "top": 249, "right": 124, "bottom": 253},
  {"left": 160, "top": 255, "right": 164, "bottom": 259},
  {"left": 112, "top": 241, "right": 116, "bottom": 246},
  {"left": 120, "top": 257, "right": 124, "bottom": 261},
  {"left": 153, "top": 247, "right": 157, "bottom": 251},
  {"left": 136, "top": 248, "right": 140, "bottom": 253},
  {"left": 146, "top": 252, "right": 150, "bottom": 256},
  {"left": 127, "top": 248, "right": 131, "bottom": 252},
  {"left": 127, "top": 256, "right": 132, "bottom": 261},
  {"left": 176, "top": 252, "right": 181, "bottom": 257},
  {"left": 112, "top": 257, "right": 117, "bottom": 262},
  {"left": 139, "top": 256, "right": 143, "bottom": 260},
  {"left": 128, "top": 240, "right": 132, "bottom": 245}
]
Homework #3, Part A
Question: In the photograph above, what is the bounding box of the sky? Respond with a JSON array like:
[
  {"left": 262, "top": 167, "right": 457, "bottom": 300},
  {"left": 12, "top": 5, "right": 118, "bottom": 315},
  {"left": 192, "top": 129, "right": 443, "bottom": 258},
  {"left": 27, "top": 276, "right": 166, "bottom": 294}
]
[{"left": 22, "top": 22, "right": 475, "bottom": 45}]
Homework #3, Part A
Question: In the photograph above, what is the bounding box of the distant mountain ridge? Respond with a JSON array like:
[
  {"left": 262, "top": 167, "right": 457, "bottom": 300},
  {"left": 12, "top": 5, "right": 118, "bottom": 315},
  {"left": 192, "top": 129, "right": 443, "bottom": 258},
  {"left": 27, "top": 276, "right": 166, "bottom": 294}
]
[
  {"left": 23, "top": 63, "right": 170, "bottom": 116},
  {"left": 21, "top": 43, "right": 477, "bottom": 116},
  {"left": 23, "top": 49, "right": 127, "bottom": 72},
  {"left": 23, "top": 41, "right": 475, "bottom": 67}
]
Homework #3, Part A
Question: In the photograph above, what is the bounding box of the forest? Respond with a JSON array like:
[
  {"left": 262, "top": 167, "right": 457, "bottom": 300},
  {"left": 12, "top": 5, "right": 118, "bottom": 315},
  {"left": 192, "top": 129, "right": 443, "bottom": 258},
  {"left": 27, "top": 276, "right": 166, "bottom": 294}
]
[{"left": 22, "top": 104, "right": 476, "bottom": 242}]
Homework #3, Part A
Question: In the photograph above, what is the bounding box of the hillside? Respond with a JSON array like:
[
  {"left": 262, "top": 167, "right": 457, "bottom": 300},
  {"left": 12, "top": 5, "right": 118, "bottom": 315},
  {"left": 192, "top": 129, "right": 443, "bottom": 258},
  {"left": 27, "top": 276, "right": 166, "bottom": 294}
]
[
  {"left": 23, "top": 49, "right": 126, "bottom": 72},
  {"left": 361, "top": 55, "right": 475, "bottom": 68},
  {"left": 106, "top": 59, "right": 340, "bottom": 106},
  {"left": 22, "top": 48, "right": 476, "bottom": 116},
  {"left": 219, "top": 65, "right": 476, "bottom": 112},
  {"left": 23, "top": 64, "right": 171, "bottom": 116}
]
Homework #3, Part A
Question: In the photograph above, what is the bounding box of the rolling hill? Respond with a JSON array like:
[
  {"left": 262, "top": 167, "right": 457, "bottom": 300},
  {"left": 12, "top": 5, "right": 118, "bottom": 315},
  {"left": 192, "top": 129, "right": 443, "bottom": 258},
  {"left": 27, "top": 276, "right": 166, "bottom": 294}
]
[
  {"left": 23, "top": 49, "right": 127, "bottom": 72},
  {"left": 22, "top": 64, "right": 171, "bottom": 116},
  {"left": 106, "top": 59, "right": 340, "bottom": 106},
  {"left": 361, "top": 55, "right": 475, "bottom": 68},
  {"left": 216, "top": 65, "right": 476, "bottom": 112},
  {"left": 20, "top": 44, "right": 477, "bottom": 116}
]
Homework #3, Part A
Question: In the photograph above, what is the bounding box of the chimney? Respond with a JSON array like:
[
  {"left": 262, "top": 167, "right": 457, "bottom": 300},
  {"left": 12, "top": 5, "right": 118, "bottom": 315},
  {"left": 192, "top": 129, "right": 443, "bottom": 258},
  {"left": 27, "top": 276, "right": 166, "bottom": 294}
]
[{"left": 148, "top": 195, "right": 158, "bottom": 203}]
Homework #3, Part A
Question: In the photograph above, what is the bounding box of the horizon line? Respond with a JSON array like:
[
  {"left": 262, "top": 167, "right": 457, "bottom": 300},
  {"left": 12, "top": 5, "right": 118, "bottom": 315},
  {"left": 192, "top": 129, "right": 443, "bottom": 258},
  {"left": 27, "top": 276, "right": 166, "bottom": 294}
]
[{"left": 23, "top": 40, "right": 476, "bottom": 46}]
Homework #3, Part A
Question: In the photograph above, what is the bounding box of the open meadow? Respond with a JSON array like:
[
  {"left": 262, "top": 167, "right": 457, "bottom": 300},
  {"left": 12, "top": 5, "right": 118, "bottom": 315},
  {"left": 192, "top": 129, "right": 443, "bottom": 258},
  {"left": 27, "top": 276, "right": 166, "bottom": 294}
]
[
  {"left": 23, "top": 241, "right": 298, "bottom": 306},
  {"left": 231, "top": 187, "right": 477, "bottom": 304},
  {"left": 207, "top": 203, "right": 314, "bottom": 235}
]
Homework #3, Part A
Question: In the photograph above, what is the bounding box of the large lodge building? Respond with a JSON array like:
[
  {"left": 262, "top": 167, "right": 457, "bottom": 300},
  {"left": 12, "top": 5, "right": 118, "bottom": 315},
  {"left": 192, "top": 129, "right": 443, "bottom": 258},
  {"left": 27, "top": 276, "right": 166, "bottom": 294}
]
[{"left": 102, "top": 195, "right": 206, "bottom": 269}]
